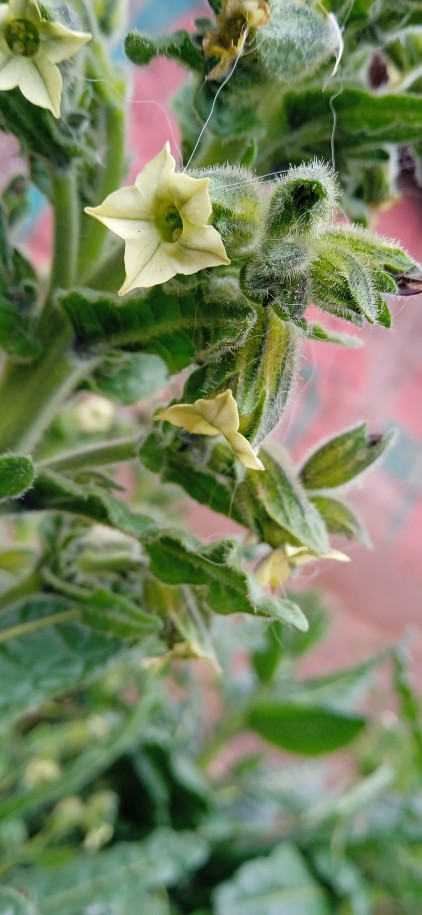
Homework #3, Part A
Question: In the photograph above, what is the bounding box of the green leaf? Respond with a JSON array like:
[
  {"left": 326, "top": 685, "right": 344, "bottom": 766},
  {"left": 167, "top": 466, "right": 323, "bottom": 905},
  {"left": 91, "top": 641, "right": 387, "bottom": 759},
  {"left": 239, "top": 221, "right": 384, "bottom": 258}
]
[
  {"left": 300, "top": 424, "right": 394, "bottom": 489},
  {"left": 0, "top": 454, "right": 35, "bottom": 502},
  {"left": 0, "top": 888, "right": 39, "bottom": 915},
  {"left": 19, "top": 470, "right": 156, "bottom": 540},
  {"left": 185, "top": 309, "right": 300, "bottom": 445},
  {"left": 144, "top": 532, "right": 309, "bottom": 631},
  {"left": 80, "top": 589, "right": 161, "bottom": 641},
  {"left": 243, "top": 449, "right": 330, "bottom": 553},
  {"left": 0, "top": 89, "right": 89, "bottom": 166},
  {"left": 0, "top": 596, "right": 124, "bottom": 729},
  {"left": 284, "top": 86, "right": 422, "bottom": 147},
  {"left": 310, "top": 495, "right": 370, "bottom": 545},
  {"left": 10, "top": 829, "right": 208, "bottom": 915},
  {"left": 288, "top": 652, "right": 386, "bottom": 711},
  {"left": 140, "top": 431, "right": 329, "bottom": 554},
  {"left": 0, "top": 301, "right": 41, "bottom": 362},
  {"left": 125, "top": 29, "right": 203, "bottom": 72},
  {"left": 246, "top": 702, "right": 366, "bottom": 754},
  {"left": 60, "top": 282, "right": 256, "bottom": 375},
  {"left": 214, "top": 842, "right": 330, "bottom": 913},
  {"left": 394, "top": 641, "right": 422, "bottom": 770}
]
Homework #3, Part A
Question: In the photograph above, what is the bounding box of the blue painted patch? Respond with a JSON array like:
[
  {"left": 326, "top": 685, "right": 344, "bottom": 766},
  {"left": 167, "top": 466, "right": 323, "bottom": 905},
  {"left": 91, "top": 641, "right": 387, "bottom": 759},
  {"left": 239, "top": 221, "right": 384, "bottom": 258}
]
[
  {"left": 382, "top": 428, "right": 422, "bottom": 482},
  {"left": 135, "top": 0, "right": 200, "bottom": 33}
]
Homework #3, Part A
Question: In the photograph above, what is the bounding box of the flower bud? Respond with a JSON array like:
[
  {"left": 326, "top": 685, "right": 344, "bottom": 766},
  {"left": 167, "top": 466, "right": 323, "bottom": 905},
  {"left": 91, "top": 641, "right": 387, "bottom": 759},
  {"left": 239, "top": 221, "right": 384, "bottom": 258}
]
[
  {"left": 265, "top": 162, "right": 337, "bottom": 240},
  {"left": 255, "top": 0, "right": 340, "bottom": 83},
  {"left": 190, "top": 166, "right": 264, "bottom": 258}
]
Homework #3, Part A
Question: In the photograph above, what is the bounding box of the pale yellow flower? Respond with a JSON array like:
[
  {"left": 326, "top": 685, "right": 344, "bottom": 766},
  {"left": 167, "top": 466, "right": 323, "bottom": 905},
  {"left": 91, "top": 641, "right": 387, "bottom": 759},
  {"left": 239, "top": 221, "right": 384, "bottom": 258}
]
[
  {"left": 85, "top": 142, "right": 230, "bottom": 294},
  {"left": 156, "top": 389, "right": 264, "bottom": 472},
  {"left": 0, "top": 0, "right": 91, "bottom": 118},
  {"left": 256, "top": 543, "right": 350, "bottom": 590}
]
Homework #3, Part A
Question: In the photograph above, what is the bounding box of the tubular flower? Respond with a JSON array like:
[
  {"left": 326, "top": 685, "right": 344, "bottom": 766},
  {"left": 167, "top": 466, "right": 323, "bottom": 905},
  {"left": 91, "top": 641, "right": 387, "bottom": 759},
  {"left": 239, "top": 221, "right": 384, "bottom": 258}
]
[
  {"left": 256, "top": 544, "right": 350, "bottom": 590},
  {"left": 156, "top": 389, "right": 264, "bottom": 472},
  {"left": 0, "top": 0, "right": 91, "bottom": 118},
  {"left": 85, "top": 143, "right": 230, "bottom": 295}
]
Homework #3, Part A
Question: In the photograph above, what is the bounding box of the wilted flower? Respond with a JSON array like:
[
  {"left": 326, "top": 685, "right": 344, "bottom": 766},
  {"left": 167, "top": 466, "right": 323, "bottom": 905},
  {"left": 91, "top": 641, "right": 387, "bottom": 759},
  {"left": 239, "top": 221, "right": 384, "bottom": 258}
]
[
  {"left": 256, "top": 543, "right": 350, "bottom": 589},
  {"left": 156, "top": 389, "right": 264, "bottom": 471},
  {"left": 85, "top": 142, "right": 230, "bottom": 295},
  {"left": 0, "top": 0, "right": 91, "bottom": 118}
]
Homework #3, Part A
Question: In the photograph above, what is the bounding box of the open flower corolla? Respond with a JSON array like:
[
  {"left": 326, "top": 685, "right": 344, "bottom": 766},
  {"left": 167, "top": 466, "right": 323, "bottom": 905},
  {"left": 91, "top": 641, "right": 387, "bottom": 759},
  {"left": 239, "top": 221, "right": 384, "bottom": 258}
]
[
  {"left": 85, "top": 142, "right": 230, "bottom": 295},
  {"left": 156, "top": 389, "right": 264, "bottom": 471},
  {"left": 257, "top": 543, "right": 350, "bottom": 590},
  {"left": 0, "top": 0, "right": 91, "bottom": 118}
]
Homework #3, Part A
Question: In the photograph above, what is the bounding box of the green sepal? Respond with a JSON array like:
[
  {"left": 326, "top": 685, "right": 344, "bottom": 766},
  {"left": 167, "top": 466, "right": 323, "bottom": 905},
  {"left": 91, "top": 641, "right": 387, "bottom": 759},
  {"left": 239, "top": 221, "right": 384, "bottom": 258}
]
[
  {"left": 192, "top": 165, "right": 264, "bottom": 259},
  {"left": 305, "top": 323, "right": 363, "bottom": 347},
  {"left": 265, "top": 162, "right": 336, "bottom": 237},
  {"left": 185, "top": 309, "right": 300, "bottom": 446},
  {"left": 313, "top": 243, "right": 378, "bottom": 323},
  {"left": 300, "top": 424, "right": 395, "bottom": 490},
  {"left": 144, "top": 531, "right": 309, "bottom": 631},
  {"left": 310, "top": 495, "right": 370, "bottom": 545},
  {"left": 0, "top": 454, "right": 35, "bottom": 502},
  {"left": 125, "top": 29, "right": 203, "bottom": 72}
]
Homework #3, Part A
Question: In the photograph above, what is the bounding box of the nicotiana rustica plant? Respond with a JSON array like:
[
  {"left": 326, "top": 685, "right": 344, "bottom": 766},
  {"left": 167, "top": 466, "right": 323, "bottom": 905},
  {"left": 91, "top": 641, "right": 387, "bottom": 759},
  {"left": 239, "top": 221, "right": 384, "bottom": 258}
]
[{"left": 0, "top": 0, "right": 422, "bottom": 907}]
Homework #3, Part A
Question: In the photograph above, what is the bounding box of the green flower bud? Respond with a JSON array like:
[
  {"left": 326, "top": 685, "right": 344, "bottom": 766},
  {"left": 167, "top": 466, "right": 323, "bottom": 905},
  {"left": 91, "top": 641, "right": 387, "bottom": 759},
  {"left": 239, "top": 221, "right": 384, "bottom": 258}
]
[
  {"left": 190, "top": 165, "right": 265, "bottom": 258},
  {"left": 255, "top": 0, "right": 340, "bottom": 83},
  {"left": 265, "top": 162, "right": 337, "bottom": 239}
]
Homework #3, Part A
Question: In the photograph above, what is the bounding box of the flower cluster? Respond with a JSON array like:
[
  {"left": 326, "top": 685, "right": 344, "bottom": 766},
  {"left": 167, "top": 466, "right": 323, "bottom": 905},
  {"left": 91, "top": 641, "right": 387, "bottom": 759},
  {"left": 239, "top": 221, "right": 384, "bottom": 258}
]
[{"left": 0, "top": 0, "right": 91, "bottom": 118}]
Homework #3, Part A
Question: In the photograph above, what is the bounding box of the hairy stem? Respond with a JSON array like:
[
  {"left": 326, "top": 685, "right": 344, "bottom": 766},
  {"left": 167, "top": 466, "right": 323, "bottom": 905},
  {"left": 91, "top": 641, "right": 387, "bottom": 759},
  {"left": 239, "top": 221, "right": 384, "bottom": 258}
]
[{"left": 39, "top": 436, "right": 140, "bottom": 473}]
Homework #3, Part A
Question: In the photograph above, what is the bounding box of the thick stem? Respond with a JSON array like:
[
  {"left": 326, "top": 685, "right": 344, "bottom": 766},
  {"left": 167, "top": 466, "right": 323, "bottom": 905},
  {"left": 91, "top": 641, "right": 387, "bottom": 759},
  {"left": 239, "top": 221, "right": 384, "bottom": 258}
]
[
  {"left": 39, "top": 436, "right": 139, "bottom": 473},
  {"left": 43, "top": 166, "right": 79, "bottom": 319},
  {"left": 0, "top": 161, "right": 88, "bottom": 454},
  {"left": 0, "top": 329, "right": 98, "bottom": 454}
]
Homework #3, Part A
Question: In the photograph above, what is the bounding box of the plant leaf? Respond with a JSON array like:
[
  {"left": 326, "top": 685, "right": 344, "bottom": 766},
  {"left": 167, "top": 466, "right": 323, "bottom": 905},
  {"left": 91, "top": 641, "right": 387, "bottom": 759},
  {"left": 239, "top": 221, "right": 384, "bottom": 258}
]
[
  {"left": 300, "top": 425, "right": 394, "bottom": 489},
  {"left": 214, "top": 841, "right": 330, "bottom": 913},
  {"left": 144, "top": 532, "right": 309, "bottom": 631},
  {"left": 247, "top": 701, "right": 366, "bottom": 754},
  {"left": 10, "top": 829, "right": 208, "bottom": 915},
  {"left": 310, "top": 495, "right": 370, "bottom": 545},
  {"left": 60, "top": 282, "right": 256, "bottom": 375},
  {"left": 0, "top": 454, "right": 35, "bottom": 502}
]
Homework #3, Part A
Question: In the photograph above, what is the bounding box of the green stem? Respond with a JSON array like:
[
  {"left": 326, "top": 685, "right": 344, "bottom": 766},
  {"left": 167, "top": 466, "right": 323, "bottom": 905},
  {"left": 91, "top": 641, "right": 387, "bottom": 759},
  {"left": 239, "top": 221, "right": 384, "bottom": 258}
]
[
  {"left": 0, "top": 608, "right": 80, "bottom": 643},
  {"left": 42, "top": 568, "right": 89, "bottom": 601},
  {"left": 0, "top": 160, "right": 90, "bottom": 454},
  {"left": 78, "top": 88, "right": 126, "bottom": 281},
  {"left": 38, "top": 436, "right": 139, "bottom": 473},
  {"left": 0, "top": 569, "right": 42, "bottom": 616},
  {"left": 0, "top": 326, "right": 99, "bottom": 454},
  {"left": 43, "top": 165, "right": 79, "bottom": 323}
]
